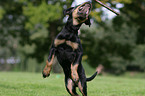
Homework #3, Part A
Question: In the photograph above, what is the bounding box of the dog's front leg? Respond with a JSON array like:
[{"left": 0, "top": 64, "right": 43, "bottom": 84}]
[
  {"left": 42, "top": 45, "right": 56, "bottom": 78},
  {"left": 71, "top": 51, "right": 83, "bottom": 83}
]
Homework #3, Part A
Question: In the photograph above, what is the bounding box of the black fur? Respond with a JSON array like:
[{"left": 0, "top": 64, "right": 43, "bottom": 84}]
[{"left": 42, "top": 2, "right": 98, "bottom": 96}]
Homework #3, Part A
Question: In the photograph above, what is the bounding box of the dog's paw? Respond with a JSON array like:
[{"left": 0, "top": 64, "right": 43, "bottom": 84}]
[{"left": 42, "top": 71, "right": 50, "bottom": 78}]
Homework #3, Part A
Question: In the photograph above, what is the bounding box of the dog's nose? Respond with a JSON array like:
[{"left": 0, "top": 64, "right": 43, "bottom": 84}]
[{"left": 85, "top": 3, "right": 91, "bottom": 7}]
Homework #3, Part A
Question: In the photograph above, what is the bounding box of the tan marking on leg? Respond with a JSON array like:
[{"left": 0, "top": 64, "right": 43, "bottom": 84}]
[
  {"left": 43, "top": 55, "right": 55, "bottom": 76},
  {"left": 71, "top": 64, "right": 79, "bottom": 83},
  {"left": 67, "top": 79, "right": 74, "bottom": 95},
  {"left": 66, "top": 41, "right": 79, "bottom": 50},
  {"left": 67, "top": 79, "right": 80, "bottom": 96},
  {"left": 54, "top": 39, "right": 65, "bottom": 47},
  {"left": 78, "top": 81, "right": 85, "bottom": 96}
]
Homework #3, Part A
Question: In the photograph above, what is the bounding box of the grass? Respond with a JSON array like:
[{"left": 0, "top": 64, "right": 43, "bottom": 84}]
[{"left": 0, "top": 72, "right": 145, "bottom": 96}]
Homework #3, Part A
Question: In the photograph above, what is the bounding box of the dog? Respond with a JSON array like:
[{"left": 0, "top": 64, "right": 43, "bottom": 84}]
[{"left": 42, "top": 2, "right": 101, "bottom": 96}]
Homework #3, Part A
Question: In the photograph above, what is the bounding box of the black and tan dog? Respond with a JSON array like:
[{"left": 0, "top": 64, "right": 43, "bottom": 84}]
[{"left": 42, "top": 2, "right": 100, "bottom": 96}]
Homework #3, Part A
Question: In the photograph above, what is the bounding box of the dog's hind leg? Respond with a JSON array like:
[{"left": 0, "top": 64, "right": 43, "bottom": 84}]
[
  {"left": 65, "top": 78, "right": 79, "bottom": 96},
  {"left": 71, "top": 51, "right": 83, "bottom": 83},
  {"left": 78, "top": 80, "right": 87, "bottom": 96},
  {"left": 42, "top": 44, "right": 56, "bottom": 78}
]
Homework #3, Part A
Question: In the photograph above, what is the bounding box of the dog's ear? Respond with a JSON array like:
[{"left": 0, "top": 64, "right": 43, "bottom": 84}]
[
  {"left": 63, "top": 7, "right": 74, "bottom": 16},
  {"left": 85, "top": 16, "right": 91, "bottom": 27}
]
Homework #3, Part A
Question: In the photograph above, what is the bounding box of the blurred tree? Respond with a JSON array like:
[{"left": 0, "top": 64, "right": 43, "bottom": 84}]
[
  {"left": 0, "top": 0, "right": 144, "bottom": 74},
  {"left": 0, "top": 0, "right": 73, "bottom": 72},
  {"left": 0, "top": 0, "right": 26, "bottom": 70},
  {"left": 112, "top": 0, "right": 145, "bottom": 73},
  {"left": 130, "top": 45, "right": 145, "bottom": 72},
  {"left": 80, "top": 0, "right": 145, "bottom": 74},
  {"left": 21, "top": 0, "right": 73, "bottom": 72},
  {"left": 22, "top": 0, "right": 74, "bottom": 62},
  {"left": 116, "top": 0, "right": 145, "bottom": 44},
  {"left": 80, "top": 19, "right": 137, "bottom": 74}
]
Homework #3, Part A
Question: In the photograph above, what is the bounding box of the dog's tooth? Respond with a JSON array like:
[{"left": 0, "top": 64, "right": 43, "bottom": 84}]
[{"left": 86, "top": 10, "right": 89, "bottom": 14}]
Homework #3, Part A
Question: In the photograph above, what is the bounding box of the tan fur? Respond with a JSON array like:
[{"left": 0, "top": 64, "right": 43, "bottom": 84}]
[
  {"left": 71, "top": 64, "right": 79, "bottom": 83},
  {"left": 66, "top": 41, "right": 79, "bottom": 50},
  {"left": 67, "top": 79, "right": 80, "bottom": 96},
  {"left": 67, "top": 79, "right": 74, "bottom": 95},
  {"left": 72, "top": 6, "right": 80, "bottom": 25},
  {"left": 78, "top": 81, "right": 85, "bottom": 96},
  {"left": 72, "top": 9, "right": 87, "bottom": 25},
  {"left": 54, "top": 39, "right": 65, "bottom": 47},
  {"left": 72, "top": 2, "right": 90, "bottom": 25},
  {"left": 54, "top": 39, "right": 79, "bottom": 50},
  {"left": 43, "top": 55, "right": 55, "bottom": 76}
]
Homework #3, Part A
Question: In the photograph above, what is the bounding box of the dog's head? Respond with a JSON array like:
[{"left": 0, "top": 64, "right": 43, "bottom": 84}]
[{"left": 64, "top": 2, "right": 92, "bottom": 27}]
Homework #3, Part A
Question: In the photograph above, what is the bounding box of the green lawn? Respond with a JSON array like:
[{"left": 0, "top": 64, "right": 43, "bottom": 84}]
[{"left": 0, "top": 72, "right": 145, "bottom": 96}]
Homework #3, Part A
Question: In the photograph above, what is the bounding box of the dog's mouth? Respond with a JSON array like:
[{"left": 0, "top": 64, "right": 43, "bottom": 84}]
[
  {"left": 77, "top": 17, "right": 86, "bottom": 20},
  {"left": 77, "top": 2, "right": 92, "bottom": 19}
]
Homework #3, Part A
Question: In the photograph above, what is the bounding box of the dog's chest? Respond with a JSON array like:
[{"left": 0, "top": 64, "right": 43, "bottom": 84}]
[
  {"left": 54, "top": 39, "right": 78, "bottom": 51},
  {"left": 54, "top": 32, "right": 79, "bottom": 51},
  {"left": 55, "top": 40, "right": 77, "bottom": 64}
]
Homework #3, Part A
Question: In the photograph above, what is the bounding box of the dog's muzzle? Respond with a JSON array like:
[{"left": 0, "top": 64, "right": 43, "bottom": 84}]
[{"left": 77, "top": 2, "right": 92, "bottom": 18}]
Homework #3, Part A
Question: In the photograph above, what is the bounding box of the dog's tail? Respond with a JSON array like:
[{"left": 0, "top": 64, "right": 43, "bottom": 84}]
[
  {"left": 86, "top": 71, "right": 98, "bottom": 82},
  {"left": 86, "top": 64, "right": 103, "bottom": 82}
]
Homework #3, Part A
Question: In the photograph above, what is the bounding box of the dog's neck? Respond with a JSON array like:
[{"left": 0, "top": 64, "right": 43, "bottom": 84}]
[
  {"left": 64, "top": 17, "right": 82, "bottom": 34},
  {"left": 65, "top": 24, "right": 81, "bottom": 34}
]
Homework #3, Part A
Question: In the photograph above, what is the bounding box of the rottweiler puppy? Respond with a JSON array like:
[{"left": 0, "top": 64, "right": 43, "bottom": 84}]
[{"left": 42, "top": 2, "right": 101, "bottom": 96}]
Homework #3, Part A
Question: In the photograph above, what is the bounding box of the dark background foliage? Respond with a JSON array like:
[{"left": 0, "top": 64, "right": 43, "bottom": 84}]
[{"left": 0, "top": 0, "right": 144, "bottom": 74}]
